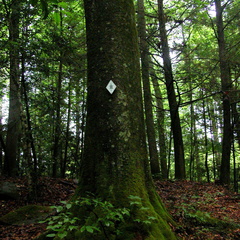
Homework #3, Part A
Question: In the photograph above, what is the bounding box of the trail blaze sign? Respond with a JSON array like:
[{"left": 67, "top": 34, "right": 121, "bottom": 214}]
[{"left": 106, "top": 80, "right": 116, "bottom": 94}]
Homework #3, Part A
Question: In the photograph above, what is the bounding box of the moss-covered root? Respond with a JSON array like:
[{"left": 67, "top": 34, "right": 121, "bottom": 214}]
[
  {"left": 35, "top": 199, "right": 177, "bottom": 240},
  {"left": 0, "top": 205, "right": 51, "bottom": 225},
  {"left": 71, "top": 213, "right": 176, "bottom": 240},
  {"left": 134, "top": 199, "right": 177, "bottom": 240},
  {"left": 71, "top": 197, "right": 177, "bottom": 240}
]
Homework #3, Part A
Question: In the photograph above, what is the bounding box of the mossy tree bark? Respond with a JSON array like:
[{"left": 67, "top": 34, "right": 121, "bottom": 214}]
[{"left": 76, "top": 0, "right": 176, "bottom": 239}]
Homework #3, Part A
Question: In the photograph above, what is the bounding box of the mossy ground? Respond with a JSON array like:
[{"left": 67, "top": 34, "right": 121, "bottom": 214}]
[
  {"left": 1, "top": 178, "right": 239, "bottom": 239},
  {"left": 0, "top": 205, "right": 51, "bottom": 225},
  {"left": 183, "top": 210, "right": 239, "bottom": 231}
]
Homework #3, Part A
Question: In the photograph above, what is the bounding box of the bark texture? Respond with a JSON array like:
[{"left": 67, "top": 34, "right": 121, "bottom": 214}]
[{"left": 74, "top": 0, "right": 176, "bottom": 239}]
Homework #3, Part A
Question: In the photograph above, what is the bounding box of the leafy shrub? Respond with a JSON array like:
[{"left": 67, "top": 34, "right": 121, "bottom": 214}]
[{"left": 40, "top": 195, "right": 156, "bottom": 239}]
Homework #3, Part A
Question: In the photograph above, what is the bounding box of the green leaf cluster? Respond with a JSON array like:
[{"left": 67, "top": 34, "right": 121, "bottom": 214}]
[{"left": 40, "top": 195, "right": 157, "bottom": 239}]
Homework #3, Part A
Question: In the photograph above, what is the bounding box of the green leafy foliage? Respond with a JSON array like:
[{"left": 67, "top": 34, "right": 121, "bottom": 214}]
[
  {"left": 39, "top": 201, "right": 81, "bottom": 239},
  {"left": 40, "top": 195, "right": 157, "bottom": 239}
]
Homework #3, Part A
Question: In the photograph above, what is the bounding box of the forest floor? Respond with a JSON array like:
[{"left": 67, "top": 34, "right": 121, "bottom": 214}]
[{"left": 0, "top": 177, "right": 239, "bottom": 239}]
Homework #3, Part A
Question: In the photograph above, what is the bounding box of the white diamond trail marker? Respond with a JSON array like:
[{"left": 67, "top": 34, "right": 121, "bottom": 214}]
[{"left": 106, "top": 80, "right": 116, "bottom": 94}]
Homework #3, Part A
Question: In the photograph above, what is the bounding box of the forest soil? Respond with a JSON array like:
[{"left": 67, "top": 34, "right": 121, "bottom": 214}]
[{"left": 0, "top": 177, "right": 239, "bottom": 239}]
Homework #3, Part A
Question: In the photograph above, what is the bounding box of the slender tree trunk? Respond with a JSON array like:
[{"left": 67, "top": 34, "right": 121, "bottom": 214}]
[
  {"left": 150, "top": 70, "right": 168, "bottom": 179},
  {"left": 79, "top": 77, "right": 87, "bottom": 170},
  {"left": 232, "top": 102, "right": 240, "bottom": 147},
  {"left": 157, "top": 0, "right": 185, "bottom": 179},
  {"left": 211, "top": 102, "right": 221, "bottom": 178},
  {"left": 19, "top": 14, "right": 39, "bottom": 198},
  {"left": 186, "top": 57, "right": 195, "bottom": 181},
  {"left": 209, "top": 102, "right": 219, "bottom": 179},
  {"left": 21, "top": 51, "right": 38, "bottom": 175},
  {"left": 232, "top": 134, "right": 238, "bottom": 192},
  {"left": 0, "top": 127, "right": 6, "bottom": 174},
  {"left": 168, "top": 130, "right": 173, "bottom": 178},
  {"left": 4, "top": 0, "right": 21, "bottom": 177},
  {"left": 73, "top": 75, "right": 87, "bottom": 176},
  {"left": 190, "top": 105, "right": 199, "bottom": 182},
  {"left": 137, "top": 0, "right": 160, "bottom": 174},
  {"left": 194, "top": 125, "right": 200, "bottom": 181},
  {"left": 189, "top": 101, "right": 193, "bottom": 180},
  {"left": 52, "top": 9, "right": 63, "bottom": 178},
  {"left": 203, "top": 98, "right": 210, "bottom": 182},
  {"left": 215, "top": 0, "right": 232, "bottom": 186},
  {"left": 52, "top": 60, "right": 62, "bottom": 178},
  {"left": 74, "top": 77, "right": 82, "bottom": 174},
  {"left": 195, "top": 141, "right": 201, "bottom": 182},
  {"left": 207, "top": 103, "right": 218, "bottom": 180},
  {"left": 180, "top": 25, "right": 195, "bottom": 181},
  {"left": 62, "top": 78, "right": 72, "bottom": 178},
  {"left": 209, "top": 106, "right": 217, "bottom": 180}
]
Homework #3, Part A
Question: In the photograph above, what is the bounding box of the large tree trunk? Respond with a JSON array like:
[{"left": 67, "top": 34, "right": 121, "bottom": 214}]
[
  {"left": 4, "top": 0, "right": 21, "bottom": 177},
  {"left": 137, "top": 0, "right": 160, "bottom": 175},
  {"left": 215, "top": 0, "right": 232, "bottom": 186},
  {"left": 74, "top": 0, "right": 176, "bottom": 239},
  {"left": 157, "top": 0, "right": 185, "bottom": 179}
]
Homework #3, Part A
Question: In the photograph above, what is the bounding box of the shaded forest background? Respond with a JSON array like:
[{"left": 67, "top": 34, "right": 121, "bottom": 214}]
[{"left": 0, "top": 0, "right": 240, "bottom": 190}]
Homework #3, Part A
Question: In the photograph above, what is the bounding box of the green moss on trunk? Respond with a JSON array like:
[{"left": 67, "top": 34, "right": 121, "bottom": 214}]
[{"left": 73, "top": 0, "right": 177, "bottom": 239}]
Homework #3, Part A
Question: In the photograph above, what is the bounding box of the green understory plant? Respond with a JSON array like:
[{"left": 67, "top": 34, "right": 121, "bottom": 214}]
[{"left": 40, "top": 195, "right": 157, "bottom": 239}]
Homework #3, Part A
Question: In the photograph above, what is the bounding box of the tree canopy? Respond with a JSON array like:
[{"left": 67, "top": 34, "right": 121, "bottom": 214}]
[{"left": 0, "top": 0, "right": 239, "bottom": 192}]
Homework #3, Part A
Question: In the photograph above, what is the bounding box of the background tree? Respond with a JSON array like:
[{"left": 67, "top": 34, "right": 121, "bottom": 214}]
[
  {"left": 3, "top": 0, "right": 22, "bottom": 176},
  {"left": 157, "top": 0, "right": 185, "bottom": 179},
  {"left": 151, "top": 69, "right": 168, "bottom": 179},
  {"left": 137, "top": 0, "right": 160, "bottom": 175},
  {"left": 214, "top": 0, "right": 233, "bottom": 186}
]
